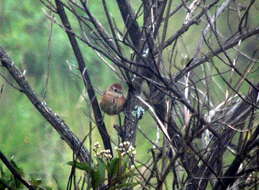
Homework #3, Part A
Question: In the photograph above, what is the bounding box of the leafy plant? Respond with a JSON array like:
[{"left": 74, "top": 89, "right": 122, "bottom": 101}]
[
  {"left": 0, "top": 156, "right": 52, "bottom": 190},
  {"left": 68, "top": 142, "right": 140, "bottom": 190}
]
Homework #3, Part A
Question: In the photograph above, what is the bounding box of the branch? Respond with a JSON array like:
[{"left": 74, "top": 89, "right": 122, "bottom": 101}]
[
  {"left": 54, "top": 0, "right": 113, "bottom": 154},
  {"left": 162, "top": 0, "right": 219, "bottom": 50},
  {"left": 116, "top": 0, "right": 142, "bottom": 48},
  {"left": 0, "top": 151, "right": 35, "bottom": 190},
  {"left": 0, "top": 47, "right": 90, "bottom": 162},
  {"left": 175, "top": 27, "right": 259, "bottom": 81},
  {"left": 211, "top": 84, "right": 259, "bottom": 189},
  {"left": 195, "top": 83, "right": 259, "bottom": 189},
  {"left": 214, "top": 125, "right": 259, "bottom": 189}
]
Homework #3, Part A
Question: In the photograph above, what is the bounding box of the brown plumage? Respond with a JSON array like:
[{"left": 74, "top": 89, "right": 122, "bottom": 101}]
[{"left": 100, "top": 83, "right": 126, "bottom": 115}]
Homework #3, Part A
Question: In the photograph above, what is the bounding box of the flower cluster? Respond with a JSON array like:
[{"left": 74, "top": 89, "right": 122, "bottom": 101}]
[
  {"left": 93, "top": 142, "right": 112, "bottom": 159},
  {"left": 115, "top": 141, "right": 136, "bottom": 158},
  {"left": 97, "top": 149, "right": 112, "bottom": 159},
  {"left": 92, "top": 141, "right": 136, "bottom": 160}
]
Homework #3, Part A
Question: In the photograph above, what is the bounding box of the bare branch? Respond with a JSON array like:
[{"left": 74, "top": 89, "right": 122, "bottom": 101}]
[
  {"left": 0, "top": 151, "right": 35, "bottom": 190},
  {"left": 0, "top": 47, "right": 90, "bottom": 162},
  {"left": 54, "top": 0, "right": 113, "bottom": 153}
]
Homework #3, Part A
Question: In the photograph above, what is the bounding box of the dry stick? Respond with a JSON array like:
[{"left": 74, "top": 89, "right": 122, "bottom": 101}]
[
  {"left": 116, "top": 0, "right": 142, "bottom": 48},
  {"left": 194, "top": 0, "right": 232, "bottom": 57},
  {"left": 214, "top": 84, "right": 259, "bottom": 189},
  {"left": 162, "top": 0, "right": 219, "bottom": 50},
  {"left": 0, "top": 47, "right": 90, "bottom": 162},
  {"left": 0, "top": 151, "right": 35, "bottom": 190},
  {"left": 215, "top": 125, "right": 259, "bottom": 190},
  {"left": 54, "top": 0, "right": 112, "bottom": 154},
  {"left": 136, "top": 96, "right": 172, "bottom": 146},
  {"left": 175, "top": 26, "right": 259, "bottom": 82}
]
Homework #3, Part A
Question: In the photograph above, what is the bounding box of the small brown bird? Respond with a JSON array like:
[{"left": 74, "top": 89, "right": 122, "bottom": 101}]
[{"left": 100, "top": 83, "right": 126, "bottom": 115}]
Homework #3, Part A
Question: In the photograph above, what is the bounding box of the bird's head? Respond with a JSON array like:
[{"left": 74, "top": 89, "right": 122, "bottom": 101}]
[{"left": 109, "top": 83, "right": 123, "bottom": 95}]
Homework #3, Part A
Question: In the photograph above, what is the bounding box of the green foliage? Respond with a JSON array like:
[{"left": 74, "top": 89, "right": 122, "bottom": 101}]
[
  {"left": 0, "top": 160, "right": 22, "bottom": 189},
  {"left": 67, "top": 142, "right": 140, "bottom": 189},
  {"left": 0, "top": 157, "right": 52, "bottom": 190}
]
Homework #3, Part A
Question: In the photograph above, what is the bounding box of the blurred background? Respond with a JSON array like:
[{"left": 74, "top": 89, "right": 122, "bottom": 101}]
[{"left": 0, "top": 0, "right": 258, "bottom": 189}]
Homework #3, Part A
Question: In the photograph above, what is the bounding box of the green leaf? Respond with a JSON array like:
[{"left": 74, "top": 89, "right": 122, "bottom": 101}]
[
  {"left": 67, "top": 161, "right": 94, "bottom": 173},
  {"left": 30, "top": 177, "right": 42, "bottom": 186},
  {"left": 92, "top": 159, "right": 106, "bottom": 188},
  {"left": 107, "top": 158, "right": 120, "bottom": 179}
]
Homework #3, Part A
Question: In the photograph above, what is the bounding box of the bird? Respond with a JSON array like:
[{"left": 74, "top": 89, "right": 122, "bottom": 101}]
[{"left": 100, "top": 83, "right": 126, "bottom": 115}]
